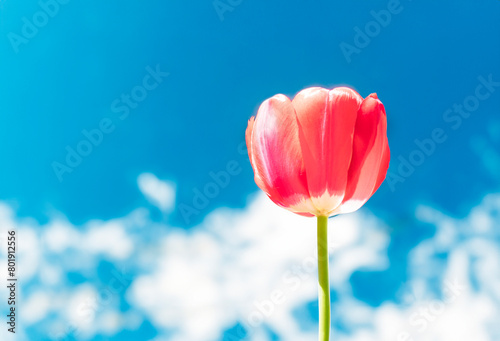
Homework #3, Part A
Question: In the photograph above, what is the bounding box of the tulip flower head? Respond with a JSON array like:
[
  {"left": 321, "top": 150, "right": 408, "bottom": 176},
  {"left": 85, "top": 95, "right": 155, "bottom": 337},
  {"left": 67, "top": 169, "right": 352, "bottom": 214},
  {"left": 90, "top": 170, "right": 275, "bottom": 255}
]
[
  {"left": 245, "top": 86, "right": 389, "bottom": 341},
  {"left": 246, "top": 86, "right": 390, "bottom": 218}
]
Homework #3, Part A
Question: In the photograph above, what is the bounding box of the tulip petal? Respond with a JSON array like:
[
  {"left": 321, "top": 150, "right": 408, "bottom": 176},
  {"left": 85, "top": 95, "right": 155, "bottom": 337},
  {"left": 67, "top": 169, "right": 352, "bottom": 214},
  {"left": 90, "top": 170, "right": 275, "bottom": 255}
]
[
  {"left": 371, "top": 135, "right": 390, "bottom": 197},
  {"left": 293, "top": 87, "right": 362, "bottom": 215},
  {"left": 335, "top": 93, "right": 389, "bottom": 214},
  {"left": 245, "top": 117, "right": 269, "bottom": 195},
  {"left": 248, "top": 94, "right": 316, "bottom": 215}
]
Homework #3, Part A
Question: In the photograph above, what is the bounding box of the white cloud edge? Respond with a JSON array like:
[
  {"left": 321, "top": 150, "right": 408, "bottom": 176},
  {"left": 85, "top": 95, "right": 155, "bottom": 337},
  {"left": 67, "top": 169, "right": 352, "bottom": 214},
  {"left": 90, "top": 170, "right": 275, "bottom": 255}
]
[{"left": 0, "top": 179, "right": 498, "bottom": 340}]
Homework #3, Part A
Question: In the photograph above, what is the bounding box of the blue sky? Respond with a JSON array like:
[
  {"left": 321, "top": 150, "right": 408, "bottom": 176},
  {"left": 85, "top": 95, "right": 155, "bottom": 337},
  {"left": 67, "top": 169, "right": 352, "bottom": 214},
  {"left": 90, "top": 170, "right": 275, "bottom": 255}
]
[
  {"left": 0, "top": 1, "right": 500, "bottom": 340},
  {"left": 0, "top": 0, "right": 498, "bottom": 225}
]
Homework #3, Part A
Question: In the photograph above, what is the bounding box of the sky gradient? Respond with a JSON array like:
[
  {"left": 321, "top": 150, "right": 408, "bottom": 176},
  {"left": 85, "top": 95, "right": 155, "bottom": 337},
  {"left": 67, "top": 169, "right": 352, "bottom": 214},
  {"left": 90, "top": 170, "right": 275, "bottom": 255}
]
[{"left": 1, "top": 1, "right": 500, "bottom": 340}]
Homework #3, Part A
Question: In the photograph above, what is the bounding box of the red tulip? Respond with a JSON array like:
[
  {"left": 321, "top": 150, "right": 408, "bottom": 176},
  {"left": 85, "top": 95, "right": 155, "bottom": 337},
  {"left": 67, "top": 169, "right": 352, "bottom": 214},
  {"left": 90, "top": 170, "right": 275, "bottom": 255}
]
[
  {"left": 245, "top": 86, "right": 390, "bottom": 217},
  {"left": 245, "top": 86, "right": 390, "bottom": 341}
]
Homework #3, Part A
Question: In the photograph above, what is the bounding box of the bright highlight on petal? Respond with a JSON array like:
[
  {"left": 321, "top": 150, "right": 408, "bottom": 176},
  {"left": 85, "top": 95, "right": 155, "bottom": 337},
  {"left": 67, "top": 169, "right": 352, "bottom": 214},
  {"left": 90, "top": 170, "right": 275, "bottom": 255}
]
[{"left": 246, "top": 86, "right": 390, "bottom": 217}]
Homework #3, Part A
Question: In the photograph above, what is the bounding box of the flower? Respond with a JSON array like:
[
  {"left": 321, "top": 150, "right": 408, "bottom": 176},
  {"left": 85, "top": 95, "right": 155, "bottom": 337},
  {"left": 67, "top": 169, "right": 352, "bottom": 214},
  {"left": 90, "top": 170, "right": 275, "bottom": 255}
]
[{"left": 245, "top": 86, "right": 390, "bottom": 217}]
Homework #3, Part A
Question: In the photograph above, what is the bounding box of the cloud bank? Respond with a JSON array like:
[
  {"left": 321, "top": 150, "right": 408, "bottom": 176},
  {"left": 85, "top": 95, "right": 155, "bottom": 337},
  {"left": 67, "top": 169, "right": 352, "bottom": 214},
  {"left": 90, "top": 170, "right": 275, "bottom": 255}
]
[{"left": 0, "top": 174, "right": 499, "bottom": 341}]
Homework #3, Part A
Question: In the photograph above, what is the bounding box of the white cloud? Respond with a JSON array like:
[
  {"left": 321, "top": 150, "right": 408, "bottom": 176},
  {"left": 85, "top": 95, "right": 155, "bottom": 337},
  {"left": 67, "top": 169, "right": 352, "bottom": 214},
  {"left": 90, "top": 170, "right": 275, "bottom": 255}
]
[
  {"left": 128, "top": 193, "right": 391, "bottom": 341},
  {"left": 22, "top": 291, "right": 51, "bottom": 324},
  {"left": 43, "top": 219, "right": 81, "bottom": 253},
  {"left": 2, "top": 177, "right": 500, "bottom": 340},
  {"left": 84, "top": 221, "right": 134, "bottom": 260},
  {"left": 138, "top": 173, "right": 176, "bottom": 212}
]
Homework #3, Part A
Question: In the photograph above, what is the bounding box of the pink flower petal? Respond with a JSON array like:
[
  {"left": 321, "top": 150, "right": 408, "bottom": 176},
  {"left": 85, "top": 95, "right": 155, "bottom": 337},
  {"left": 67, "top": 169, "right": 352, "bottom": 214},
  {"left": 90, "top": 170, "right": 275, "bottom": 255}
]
[
  {"left": 247, "top": 94, "right": 313, "bottom": 213},
  {"left": 293, "top": 87, "right": 362, "bottom": 214},
  {"left": 335, "top": 93, "right": 390, "bottom": 214}
]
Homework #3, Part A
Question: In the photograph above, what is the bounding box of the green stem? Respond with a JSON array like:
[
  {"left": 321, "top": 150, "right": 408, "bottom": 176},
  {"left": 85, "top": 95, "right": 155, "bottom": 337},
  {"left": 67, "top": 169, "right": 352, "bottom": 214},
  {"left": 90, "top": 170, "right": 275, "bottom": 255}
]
[{"left": 317, "top": 215, "right": 330, "bottom": 341}]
